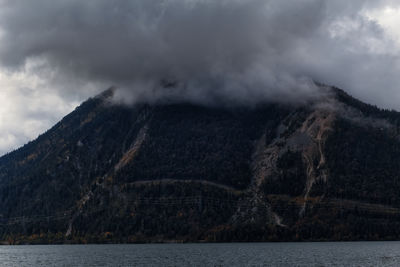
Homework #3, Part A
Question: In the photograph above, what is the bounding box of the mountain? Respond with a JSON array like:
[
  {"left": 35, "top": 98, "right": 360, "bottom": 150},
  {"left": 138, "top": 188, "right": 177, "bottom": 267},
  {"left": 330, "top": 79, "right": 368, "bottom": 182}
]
[{"left": 2, "top": 86, "right": 400, "bottom": 244}]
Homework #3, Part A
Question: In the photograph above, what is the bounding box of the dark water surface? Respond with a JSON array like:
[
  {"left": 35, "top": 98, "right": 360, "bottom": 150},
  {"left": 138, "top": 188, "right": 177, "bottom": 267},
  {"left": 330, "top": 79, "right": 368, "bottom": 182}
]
[{"left": 1, "top": 242, "right": 400, "bottom": 266}]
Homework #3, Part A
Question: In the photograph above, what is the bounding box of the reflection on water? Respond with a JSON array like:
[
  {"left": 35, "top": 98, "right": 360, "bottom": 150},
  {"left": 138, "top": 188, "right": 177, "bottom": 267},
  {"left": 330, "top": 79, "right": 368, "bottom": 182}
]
[{"left": 1, "top": 242, "right": 400, "bottom": 266}]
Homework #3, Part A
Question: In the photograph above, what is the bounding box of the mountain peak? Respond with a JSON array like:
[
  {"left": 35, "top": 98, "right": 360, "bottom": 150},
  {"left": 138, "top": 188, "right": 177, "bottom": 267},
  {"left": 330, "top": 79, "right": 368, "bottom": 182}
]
[
  {"left": 1, "top": 86, "right": 400, "bottom": 243},
  {"left": 94, "top": 86, "right": 117, "bottom": 100}
]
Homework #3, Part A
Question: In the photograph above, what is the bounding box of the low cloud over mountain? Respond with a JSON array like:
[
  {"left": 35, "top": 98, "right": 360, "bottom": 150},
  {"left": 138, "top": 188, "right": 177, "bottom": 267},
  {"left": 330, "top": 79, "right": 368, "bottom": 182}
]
[{"left": 1, "top": 0, "right": 400, "bottom": 153}]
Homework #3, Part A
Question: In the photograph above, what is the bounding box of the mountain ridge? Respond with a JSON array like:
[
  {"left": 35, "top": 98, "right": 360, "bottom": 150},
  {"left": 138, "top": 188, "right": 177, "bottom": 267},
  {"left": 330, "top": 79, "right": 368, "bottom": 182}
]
[{"left": 2, "top": 86, "right": 400, "bottom": 244}]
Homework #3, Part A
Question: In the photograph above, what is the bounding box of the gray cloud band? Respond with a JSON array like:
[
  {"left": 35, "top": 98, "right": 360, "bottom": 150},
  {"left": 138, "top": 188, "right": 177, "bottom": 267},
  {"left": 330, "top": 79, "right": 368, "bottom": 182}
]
[{"left": 0, "top": 0, "right": 399, "bottom": 108}]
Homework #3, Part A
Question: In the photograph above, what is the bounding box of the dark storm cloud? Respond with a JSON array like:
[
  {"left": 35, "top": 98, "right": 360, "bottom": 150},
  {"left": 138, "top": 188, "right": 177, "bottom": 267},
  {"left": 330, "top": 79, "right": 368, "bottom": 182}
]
[{"left": 0, "top": 0, "right": 399, "bottom": 107}]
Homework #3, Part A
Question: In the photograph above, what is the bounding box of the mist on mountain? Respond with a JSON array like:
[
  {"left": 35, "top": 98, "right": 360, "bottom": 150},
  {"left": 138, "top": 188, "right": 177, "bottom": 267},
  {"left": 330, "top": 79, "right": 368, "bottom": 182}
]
[{"left": 1, "top": 0, "right": 400, "bottom": 108}]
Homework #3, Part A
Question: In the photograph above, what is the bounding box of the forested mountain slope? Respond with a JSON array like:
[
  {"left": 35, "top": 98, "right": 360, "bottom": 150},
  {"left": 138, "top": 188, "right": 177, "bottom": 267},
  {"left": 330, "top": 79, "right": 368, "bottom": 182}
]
[{"left": 1, "top": 86, "right": 400, "bottom": 244}]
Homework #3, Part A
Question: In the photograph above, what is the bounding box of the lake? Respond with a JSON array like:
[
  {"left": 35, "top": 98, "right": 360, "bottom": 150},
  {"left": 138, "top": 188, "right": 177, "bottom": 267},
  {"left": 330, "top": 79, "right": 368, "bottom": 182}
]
[{"left": 1, "top": 242, "right": 399, "bottom": 266}]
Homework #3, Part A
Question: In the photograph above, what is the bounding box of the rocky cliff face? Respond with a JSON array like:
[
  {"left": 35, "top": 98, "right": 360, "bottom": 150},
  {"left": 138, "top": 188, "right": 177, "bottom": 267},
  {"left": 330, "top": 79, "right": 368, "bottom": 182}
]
[{"left": 2, "top": 86, "right": 400, "bottom": 244}]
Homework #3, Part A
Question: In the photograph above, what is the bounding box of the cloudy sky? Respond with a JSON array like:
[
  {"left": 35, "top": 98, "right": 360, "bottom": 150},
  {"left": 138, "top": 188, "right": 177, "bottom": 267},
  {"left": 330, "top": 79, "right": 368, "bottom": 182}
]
[{"left": 1, "top": 0, "right": 400, "bottom": 155}]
